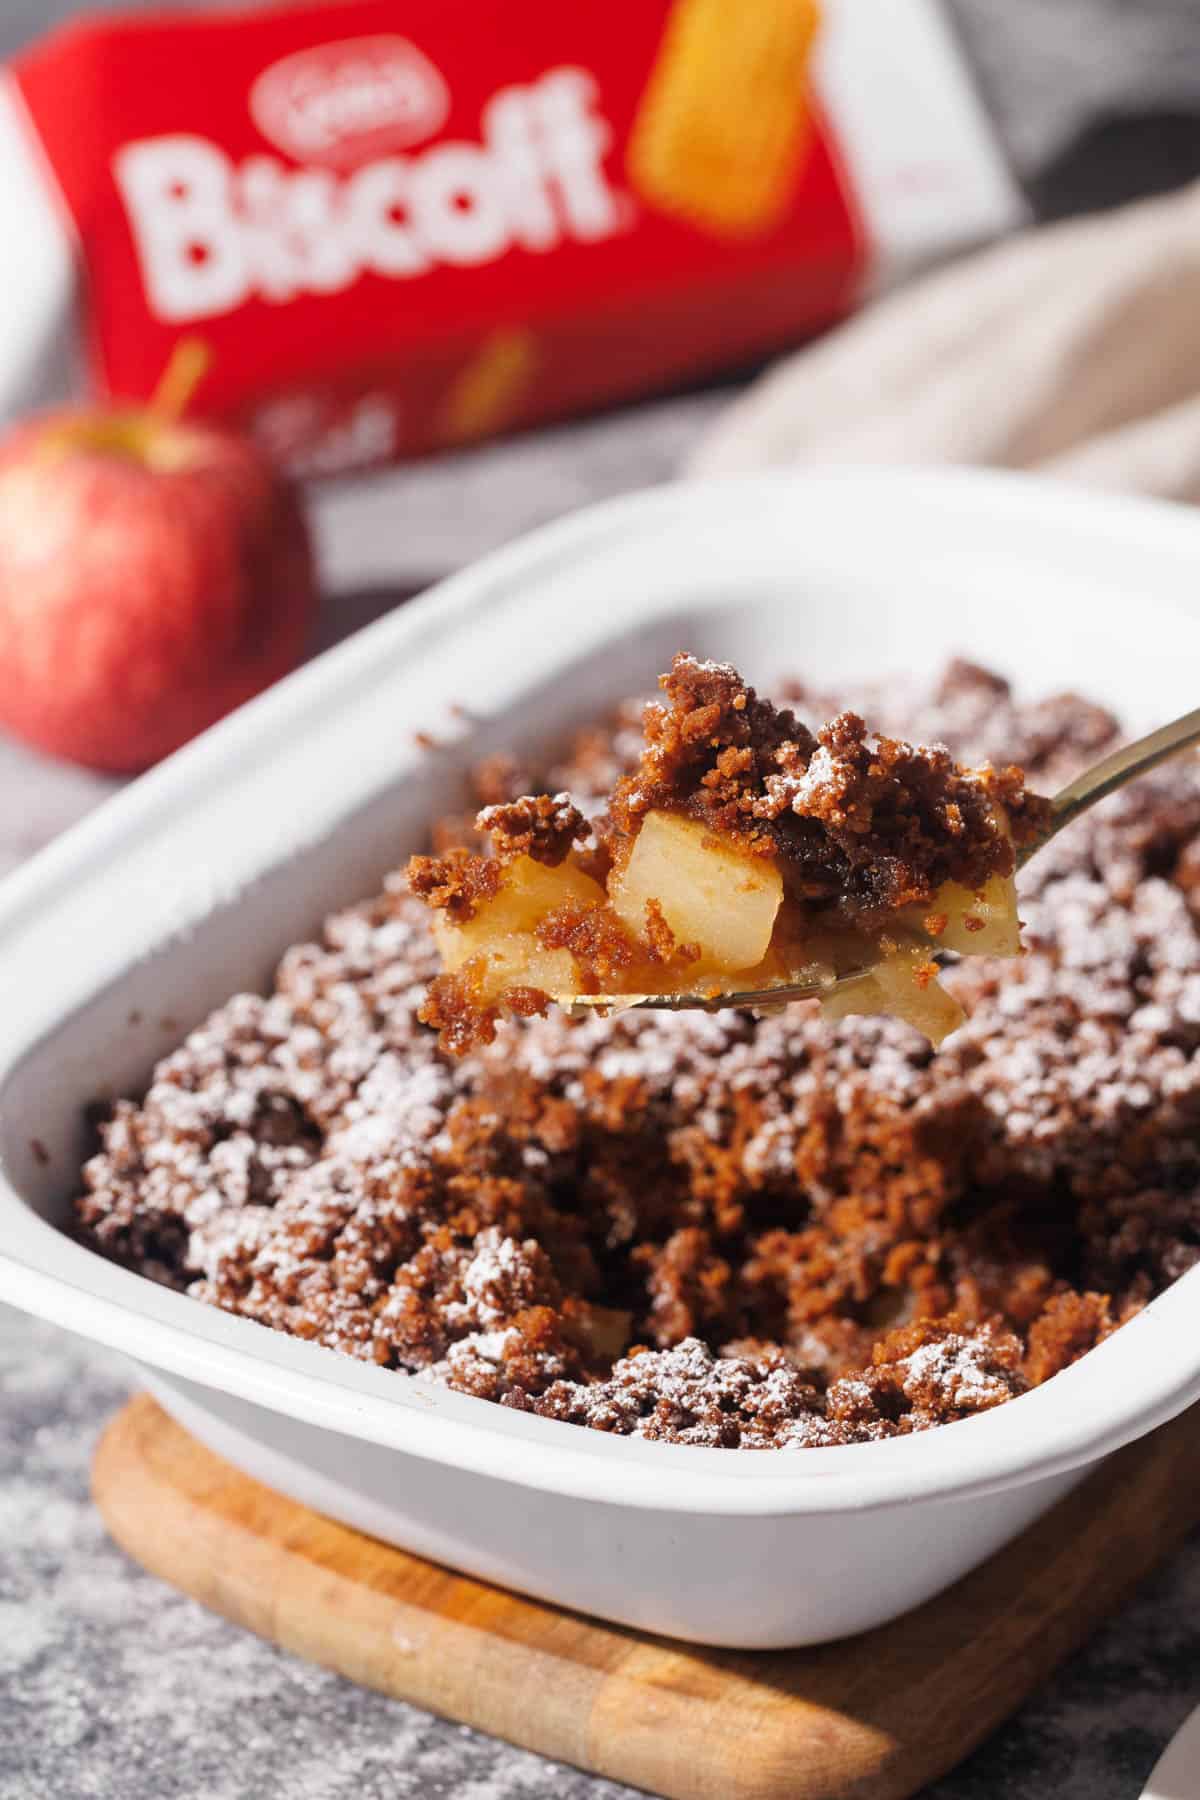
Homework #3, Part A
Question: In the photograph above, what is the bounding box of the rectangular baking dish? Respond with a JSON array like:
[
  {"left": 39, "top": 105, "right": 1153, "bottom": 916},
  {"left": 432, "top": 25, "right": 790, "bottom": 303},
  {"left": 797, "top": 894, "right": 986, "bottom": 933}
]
[{"left": 1, "top": 466, "right": 1198, "bottom": 1650}]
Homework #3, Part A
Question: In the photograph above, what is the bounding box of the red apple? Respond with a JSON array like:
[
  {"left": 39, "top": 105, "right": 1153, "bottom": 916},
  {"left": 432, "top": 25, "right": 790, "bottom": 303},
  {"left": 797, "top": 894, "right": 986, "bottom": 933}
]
[{"left": 0, "top": 404, "right": 317, "bottom": 772}]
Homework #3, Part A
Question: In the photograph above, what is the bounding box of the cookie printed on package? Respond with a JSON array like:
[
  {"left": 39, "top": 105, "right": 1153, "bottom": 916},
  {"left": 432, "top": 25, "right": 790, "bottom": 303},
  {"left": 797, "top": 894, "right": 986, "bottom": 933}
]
[{"left": 0, "top": 0, "right": 1023, "bottom": 475}]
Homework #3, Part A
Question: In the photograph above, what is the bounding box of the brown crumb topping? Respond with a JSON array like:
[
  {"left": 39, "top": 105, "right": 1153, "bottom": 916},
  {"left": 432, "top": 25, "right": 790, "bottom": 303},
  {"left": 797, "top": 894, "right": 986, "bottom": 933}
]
[
  {"left": 406, "top": 848, "right": 502, "bottom": 924},
  {"left": 643, "top": 897, "right": 700, "bottom": 965},
  {"left": 417, "top": 968, "right": 552, "bottom": 1055},
  {"left": 406, "top": 794, "right": 586, "bottom": 927},
  {"left": 535, "top": 904, "right": 640, "bottom": 987},
  {"left": 608, "top": 656, "right": 1050, "bottom": 919},
  {"left": 72, "top": 661, "right": 1200, "bottom": 1449},
  {"left": 475, "top": 792, "right": 587, "bottom": 866}
]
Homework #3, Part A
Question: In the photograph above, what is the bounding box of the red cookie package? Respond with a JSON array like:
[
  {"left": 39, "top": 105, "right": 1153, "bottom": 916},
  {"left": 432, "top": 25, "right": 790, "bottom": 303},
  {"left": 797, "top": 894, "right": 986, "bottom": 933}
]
[{"left": 0, "top": 0, "right": 1021, "bottom": 476}]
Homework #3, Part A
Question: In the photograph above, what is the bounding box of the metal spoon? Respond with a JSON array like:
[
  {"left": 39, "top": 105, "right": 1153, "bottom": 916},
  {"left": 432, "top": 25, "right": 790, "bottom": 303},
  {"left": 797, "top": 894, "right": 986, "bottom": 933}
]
[{"left": 564, "top": 704, "right": 1200, "bottom": 1016}]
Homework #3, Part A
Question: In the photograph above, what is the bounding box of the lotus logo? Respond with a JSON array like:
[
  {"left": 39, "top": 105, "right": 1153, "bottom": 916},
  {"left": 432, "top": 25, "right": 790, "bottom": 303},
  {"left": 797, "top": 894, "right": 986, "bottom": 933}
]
[{"left": 249, "top": 35, "right": 451, "bottom": 169}]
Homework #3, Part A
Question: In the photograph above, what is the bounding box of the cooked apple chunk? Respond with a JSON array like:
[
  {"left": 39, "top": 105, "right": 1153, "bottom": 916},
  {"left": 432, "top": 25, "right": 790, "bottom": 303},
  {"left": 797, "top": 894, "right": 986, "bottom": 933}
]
[
  {"left": 919, "top": 872, "right": 1023, "bottom": 958},
  {"left": 431, "top": 854, "right": 608, "bottom": 1009},
  {"left": 407, "top": 654, "right": 1049, "bottom": 1052},
  {"left": 820, "top": 944, "right": 969, "bottom": 1042},
  {"left": 610, "top": 810, "right": 783, "bottom": 972}
]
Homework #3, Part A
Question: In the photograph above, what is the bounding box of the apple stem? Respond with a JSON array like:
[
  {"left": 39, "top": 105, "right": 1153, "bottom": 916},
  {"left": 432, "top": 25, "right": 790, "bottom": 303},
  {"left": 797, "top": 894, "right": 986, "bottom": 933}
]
[{"left": 150, "top": 338, "right": 212, "bottom": 424}]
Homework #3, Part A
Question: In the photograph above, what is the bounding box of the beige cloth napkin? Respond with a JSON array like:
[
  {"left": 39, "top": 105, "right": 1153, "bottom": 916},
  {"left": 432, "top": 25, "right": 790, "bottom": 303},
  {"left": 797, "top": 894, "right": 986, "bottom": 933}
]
[{"left": 688, "top": 179, "right": 1200, "bottom": 503}]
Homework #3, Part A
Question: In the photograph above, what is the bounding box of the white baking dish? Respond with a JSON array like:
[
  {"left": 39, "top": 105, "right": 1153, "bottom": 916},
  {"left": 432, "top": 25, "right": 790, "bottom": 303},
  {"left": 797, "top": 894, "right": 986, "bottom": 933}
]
[{"left": 1, "top": 467, "right": 1198, "bottom": 1650}]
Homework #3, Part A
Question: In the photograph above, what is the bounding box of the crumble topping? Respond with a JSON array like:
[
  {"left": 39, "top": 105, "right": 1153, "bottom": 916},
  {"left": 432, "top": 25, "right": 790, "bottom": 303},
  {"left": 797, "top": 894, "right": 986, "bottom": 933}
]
[
  {"left": 406, "top": 848, "right": 503, "bottom": 925},
  {"left": 406, "top": 653, "right": 1051, "bottom": 1053},
  {"left": 74, "top": 662, "right": 1200, "bottom": 1448},
  {"left": 475, "top": 792, "right": 588, "bottom": 867},
  {"left": 605, "top": 654, "right": 1050, "bottom": 913},
  {"left": 411, "top": 792, "right": 590, "bottom": 929}
]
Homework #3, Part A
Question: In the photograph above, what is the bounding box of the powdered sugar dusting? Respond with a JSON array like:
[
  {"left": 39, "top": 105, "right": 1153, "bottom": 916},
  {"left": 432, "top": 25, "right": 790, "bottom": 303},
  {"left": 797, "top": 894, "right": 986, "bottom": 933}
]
[{"left": 75, "top": 663, "right": 1200, "bottom": 1448}]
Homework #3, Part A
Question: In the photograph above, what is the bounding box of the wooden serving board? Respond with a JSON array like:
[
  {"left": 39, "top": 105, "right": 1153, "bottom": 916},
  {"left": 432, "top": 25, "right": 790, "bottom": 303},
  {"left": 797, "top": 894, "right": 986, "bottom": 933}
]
[{"left": 94, "top": 1396, "right": 1200, "bottom": 1800}]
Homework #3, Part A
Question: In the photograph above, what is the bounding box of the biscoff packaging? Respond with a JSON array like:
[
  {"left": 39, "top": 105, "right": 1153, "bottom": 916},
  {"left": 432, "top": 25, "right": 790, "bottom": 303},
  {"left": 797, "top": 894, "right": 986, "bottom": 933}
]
[{"left": 0, "top": 0, "right": 1022, "bottom": 476}]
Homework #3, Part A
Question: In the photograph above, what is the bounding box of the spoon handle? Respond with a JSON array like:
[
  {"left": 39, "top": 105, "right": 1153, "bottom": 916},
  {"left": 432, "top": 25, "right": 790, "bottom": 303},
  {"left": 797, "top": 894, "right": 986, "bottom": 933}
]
[{"left": 1020, "top": 705, "right": 1200, "bottom": 865}]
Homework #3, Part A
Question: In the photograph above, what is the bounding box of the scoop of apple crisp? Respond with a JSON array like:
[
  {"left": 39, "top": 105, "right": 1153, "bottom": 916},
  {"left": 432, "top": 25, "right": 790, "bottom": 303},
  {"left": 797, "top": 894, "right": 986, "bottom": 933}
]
[{"left": 408, "top": 654, "right": 1050, "bottom": 1053}]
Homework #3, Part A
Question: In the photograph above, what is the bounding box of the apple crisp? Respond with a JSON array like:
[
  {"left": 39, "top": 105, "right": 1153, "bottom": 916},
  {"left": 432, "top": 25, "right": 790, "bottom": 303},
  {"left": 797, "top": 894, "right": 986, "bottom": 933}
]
[
  {"left": 409, "top": 655, "right": 1051, "bottom": 1053},
  {"left": 75, "top": 659, "right": 1199, "bottom": 1448}
]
